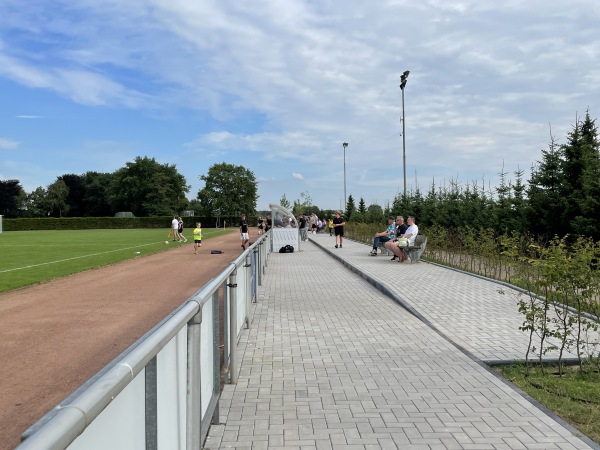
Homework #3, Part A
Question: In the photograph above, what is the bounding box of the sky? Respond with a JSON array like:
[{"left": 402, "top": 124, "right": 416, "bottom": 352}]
[{"left": 1, "top": 1, "right": 599, "bottom": 212}]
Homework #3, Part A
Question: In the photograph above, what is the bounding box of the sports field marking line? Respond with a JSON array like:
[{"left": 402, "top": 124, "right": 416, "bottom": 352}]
[{"left": 0, "top": 241, "right": 167, "bottom": 274}]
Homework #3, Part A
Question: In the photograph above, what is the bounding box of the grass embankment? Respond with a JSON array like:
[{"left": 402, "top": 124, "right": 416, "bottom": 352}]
[
  {"left": 0, "top": 228, "right": 233, "bottom": 293},
  {"left": 498, "top": 364, "right": 600, "bottom": 444}
]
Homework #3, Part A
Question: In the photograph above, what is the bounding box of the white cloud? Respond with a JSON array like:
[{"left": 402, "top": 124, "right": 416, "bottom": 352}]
[
  {"left": 0, "top": 138, "right": 19, "bottom": 149},
  {"left": 0, "top": 0, "right": 599, "bottom": 207}
]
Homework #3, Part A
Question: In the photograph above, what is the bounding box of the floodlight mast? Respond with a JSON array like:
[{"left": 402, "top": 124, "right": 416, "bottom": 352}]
[
  {"left": 400, "top": 70, "right": 410, "bottom": 197},
  {"left": 342, "top": 142, "right": 348, "bottom": 212}
]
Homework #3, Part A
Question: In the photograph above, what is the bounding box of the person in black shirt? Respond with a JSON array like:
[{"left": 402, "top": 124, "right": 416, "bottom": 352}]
[
  {"left": 332, "top": 211, "right": 346, "bottom": 248},
  {"left": 265, "top": 215, "right": 272, "bottom": 232},
  {"left": 240, "top": 214, "right": 249, "bottom": 250},
  {"left": 258, "top": 217, "right": 264, "bottom": 235}
]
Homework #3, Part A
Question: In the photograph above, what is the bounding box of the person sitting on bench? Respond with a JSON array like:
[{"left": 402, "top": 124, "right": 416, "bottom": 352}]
[
  {"left": 369, "top": 216, "right": 396, "bottom": 256},
  {"left": 384, "top": 216, "right": 418, "bottom": 262}
]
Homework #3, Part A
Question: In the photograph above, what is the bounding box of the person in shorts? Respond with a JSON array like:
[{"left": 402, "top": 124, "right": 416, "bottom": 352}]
[
  {"left": 258, "top": 216, "right": 264, "bottom": 235},
  {"left": 240, "top": 214, "right": 250, "bottom": 250},
  {"left": 333, "top": 211, "right": 345, "bottom": 248},
  {"left": 192, "top": 222, "right": 202, "bottom": 254},
  {"left": 177, "top": 217, "right": 187, "bottom": 242},
  {"left": 171, "top": 216, "right": 179, "bottom": 241}
]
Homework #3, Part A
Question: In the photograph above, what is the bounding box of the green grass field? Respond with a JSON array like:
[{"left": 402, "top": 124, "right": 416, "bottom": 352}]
[{"left": 0, "top": 228, "right": 233, "bottom": 293}]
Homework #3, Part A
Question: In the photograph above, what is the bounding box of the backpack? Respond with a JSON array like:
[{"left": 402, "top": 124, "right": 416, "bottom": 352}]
[{"left": 278, "top": 245, "right": 294, "bottom": 253}]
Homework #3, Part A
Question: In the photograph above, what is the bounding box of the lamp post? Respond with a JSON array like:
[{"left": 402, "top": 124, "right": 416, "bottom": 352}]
[
  {"left": 400, "top": 70, "right": 410, "bottom": 197},
  {"left": 342, "top": 142, "right": 348, "bottom": 212}
]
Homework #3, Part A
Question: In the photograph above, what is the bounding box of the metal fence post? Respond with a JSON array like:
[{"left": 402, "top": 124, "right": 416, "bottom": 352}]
[
  {"left": 245, "top": 254, "right": 251, "bottom": 327},
  {"left": 228, "top": 269, "right": 238, "bottom": 384},
  {"left": 211, "top": 291, "right": 220, "bottom": 425},
  {"left": 186, "top": 308, "right": 202, "bottom": 448},
  {"left": 145, "top": 356, "right": 158, "bottom": 450},
  {"left": 257, "top": 242, "right": 263, "bottom": 287}
]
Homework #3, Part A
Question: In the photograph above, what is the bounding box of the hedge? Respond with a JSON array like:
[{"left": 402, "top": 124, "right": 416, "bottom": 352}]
[{"left": 2, "top": 216, "right": 247, "bottom": 231}]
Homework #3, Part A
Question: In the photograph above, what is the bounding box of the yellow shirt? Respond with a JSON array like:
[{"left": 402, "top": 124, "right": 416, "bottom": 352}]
[{"left": 193, "top": 228, "right": 202, "bottom": 240}]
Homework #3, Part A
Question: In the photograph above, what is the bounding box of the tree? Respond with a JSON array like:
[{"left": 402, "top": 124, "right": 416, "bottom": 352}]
[
  {"left": 345, "top": 194, "right": 356, "bottom": 221},
  {"left": 60, "top": 174, "right": 87, "bottom": 217},
  {"left": 279, "top": 193, "right": 291, "bottom": 210},
  {"left": 571, "top": 111, "right": 600, "bottom": 239},
  {"left": 83, "top": 172, "right": 114, "bottom": 217},
  {"left": 198, "top": 162, "right": 258, "bottom": 218},
  {"left": 24, "top": 187, "right": 50, "bottom": 217},
  {"left": 47, "top": 179, "right": 70, "bottom": 217},
  {"left": 0, "top": 179, "right": 25, "bottom": 218},
  {"left": 109, "top": 157, "right": 189, "bottom": 216},
  {"left": 366, "top": 203, "right": 384, "bottom": 223},
  {"left": 527, "top": 130, "right": 567, "bottom": 238},
  {"left": 292, "top": 191, "right": 313, "bottom": 217},
  {"left": 354, "top": 197, "right": 367, "bottom": 223}
]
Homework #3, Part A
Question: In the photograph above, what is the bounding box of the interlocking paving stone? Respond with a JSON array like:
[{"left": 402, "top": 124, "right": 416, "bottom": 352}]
[
  {"left": 309, "top": 234, "right": 596, "bottom": 363},
  {"left": 204, "top": 240, "right": 597, "bottom": 449}
]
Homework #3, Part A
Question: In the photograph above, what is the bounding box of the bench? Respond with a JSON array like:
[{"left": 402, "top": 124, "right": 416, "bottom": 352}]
[
  {"left": 377, "top": 239, "right": 393, "bottom": 255},
  {"left": 406, "top": 235, "right": 427, "bottom": 263}
]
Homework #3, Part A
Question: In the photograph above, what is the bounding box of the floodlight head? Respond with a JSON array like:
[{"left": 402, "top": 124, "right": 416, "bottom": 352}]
[
  {"left": 400, "top": 70, "right": 410, "bottom": 90},
  {"left": 342, "top": 142, "right": 348, "bottom": 149}
]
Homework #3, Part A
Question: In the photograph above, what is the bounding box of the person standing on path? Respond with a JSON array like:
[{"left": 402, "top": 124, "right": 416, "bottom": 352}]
[
  {"left": 171, "top": 216, "right": 179, "bottom": 241},
  {"left": 193, "top": 222, "right": 202, "bottom": 254},
  {"left": 310, "top": 213, "right": 319, "bottom": 234},
  {"left": 240, "top": 214, "right": 250, "bottom": 250},
  {"left": 177, "top": 217, "right": 187, "bottom": 242},
  {"left": 299, "top": 214, "right": 309, "bottom": 242},
  {"left": 265, "top": 215, "right": 272, "bottom": 233},
  {"left": 333, "top": 211, "right": 345, "bottom": 248},
  {"left": 328, "top": 217, "right": 334, "bottom": 236},
  {"left": 258, "top": 217, "right": 264, "bottom": 235}
]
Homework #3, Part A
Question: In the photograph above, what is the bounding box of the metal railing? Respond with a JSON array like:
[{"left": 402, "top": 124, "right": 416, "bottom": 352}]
[{"left": 18, "top": 232, "right": 270, "bottom": 450}]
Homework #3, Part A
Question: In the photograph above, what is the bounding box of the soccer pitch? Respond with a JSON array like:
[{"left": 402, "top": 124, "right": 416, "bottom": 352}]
[{"left": 0, "top": 228, "right": 233, "bottom": 293}]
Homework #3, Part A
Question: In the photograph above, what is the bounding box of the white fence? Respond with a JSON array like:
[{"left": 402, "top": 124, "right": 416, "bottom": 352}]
[{"left": 18, "top": 233, "right": 270, "bottom": 450}]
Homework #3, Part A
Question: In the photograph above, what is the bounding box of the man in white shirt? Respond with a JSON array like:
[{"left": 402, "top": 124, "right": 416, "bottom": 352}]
[
  {"left": 171, "top": 216, "right": 179, "bottom": 241},
  {"left": 399, "top": 216, "right": 418, "bottom": 262}
]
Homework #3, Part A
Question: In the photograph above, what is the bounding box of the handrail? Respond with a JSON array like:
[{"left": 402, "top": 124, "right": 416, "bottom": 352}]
[{"left": 18, "top": 231, "right": 270, "bottom": 450}]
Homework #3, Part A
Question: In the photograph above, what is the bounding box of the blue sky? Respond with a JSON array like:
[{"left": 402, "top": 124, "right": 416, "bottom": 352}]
[{"left": 1, "top": 1, "right": 599, "bottom": 211}]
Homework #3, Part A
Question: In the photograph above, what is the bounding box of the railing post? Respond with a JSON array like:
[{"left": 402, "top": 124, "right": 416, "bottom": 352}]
[
  {"left": 211, "top": 291, "right": 220, "bottom": 425},
  {"left": 222, "top": 280, "right": 229, "bottom": 369},
  {"left": 145, "top": 356, "right": 158, "bottom": 450},
  {"left": 186, "top": 307, "right": 202, "bottom": 448},
  {"left": 256, "top": 243, "right": 262, "bottom": 287},
  {"left": 228, "top": 269, "right": 238, "bottom": 384},
  {"left": 253, "top": 248, "right": 259, "bottom": 298},
  {"left": 245, "top": 254, "right": 251, "bottom": 328}
]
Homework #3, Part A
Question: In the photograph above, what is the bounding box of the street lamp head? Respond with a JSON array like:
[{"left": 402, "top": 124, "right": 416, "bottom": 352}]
[{"left": 342, "top": 142, "right": 348, "bottom": 149}]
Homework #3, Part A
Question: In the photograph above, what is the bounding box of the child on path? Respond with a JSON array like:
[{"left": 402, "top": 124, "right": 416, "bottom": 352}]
[
  {"left": 193, "top": 222, "right": 202, "bottom": 254},
  {"left": 328, "top": 217, "right": 334, "bottom": 236}
]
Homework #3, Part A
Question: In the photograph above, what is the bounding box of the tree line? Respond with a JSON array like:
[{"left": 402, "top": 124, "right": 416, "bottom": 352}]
[
  {"left": 2, "top": 110, "right": 597, "bottom": 241},
  {"left": 345, "top": 110, "right": 600, "bottom": 241},
  {"left": 0, "top": 159, "right": 258, "bottom": 220}
]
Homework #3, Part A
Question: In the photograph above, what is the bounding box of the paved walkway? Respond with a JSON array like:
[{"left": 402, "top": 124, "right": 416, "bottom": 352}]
[{"left": 205, "top": 237, "right": 598, "bottom": 449}]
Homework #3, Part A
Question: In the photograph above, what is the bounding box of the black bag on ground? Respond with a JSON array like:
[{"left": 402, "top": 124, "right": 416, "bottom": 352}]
[{"left": 279, "top": 245, "right": 294, "bottom": 253}]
